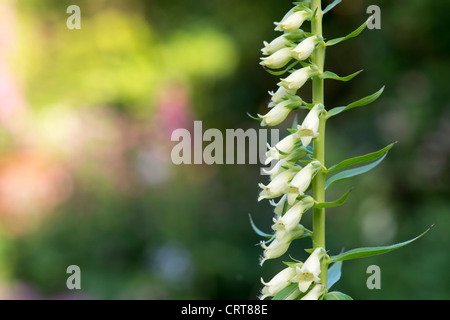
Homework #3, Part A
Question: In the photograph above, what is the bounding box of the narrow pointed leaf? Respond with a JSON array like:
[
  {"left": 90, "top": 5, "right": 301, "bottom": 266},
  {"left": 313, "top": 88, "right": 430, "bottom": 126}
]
[
  {"left": 324, "top": 291, "right": 353, "bottom": 300},
  {"left": 282, "top": 261, "right": 300, "bottom": 269},
  {"left": 293, "top": 1, "right": 311, "bottom": 10},
  {"left": 263, "top": 61, "right": 299, "bottom": 76},
  {"left": 327, "top": 261, "right": 343, "bottom": 290},
  {"left": 291, "top": 114, "right": 299, "bottom": 130},
  {"left": 246, "top": 112, "right": 262, "bottom": 121},
  {"left": 326, "top": 86, "right": 385, "bottom": 118},
  {"left": 315, "top": 188, "right": 353, "bottom": 209},
  {"left": 328, "top": 142, "right": 396, "bottom": 172},
  {"left": 323, "top": 0, "right": 342, "bottom": 14},
  {"left": 272, "top": 283, "right": 301, "bottom": 300},
  {"left": 325, "top": 154, "right": 387, "bottom": 190},
  {"left": 248, "top": 214, "right": 272, "bottom": 238},
  {"left": 328, "top": 226, "right": 434, "bottom": 263},
  {"left": 326, "top": 20, "right": 368, "bottom": 46},
  {"left": 319, "top": 70, "right": 363, "bottom": 81}
]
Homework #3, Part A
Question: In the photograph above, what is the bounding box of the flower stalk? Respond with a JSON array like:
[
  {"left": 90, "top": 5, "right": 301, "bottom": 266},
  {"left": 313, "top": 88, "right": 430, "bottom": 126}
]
[{"left": 310, "top": 0, "right": 327, "bottom": 290}]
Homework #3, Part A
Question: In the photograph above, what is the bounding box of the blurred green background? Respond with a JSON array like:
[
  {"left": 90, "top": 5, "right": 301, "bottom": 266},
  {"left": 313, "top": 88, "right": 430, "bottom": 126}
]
[{"left": 0, "top": 0, "right": 448, "bottom": 299}]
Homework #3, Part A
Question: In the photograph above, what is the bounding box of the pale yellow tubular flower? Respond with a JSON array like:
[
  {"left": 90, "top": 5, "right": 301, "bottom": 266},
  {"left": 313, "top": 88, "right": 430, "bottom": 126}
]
[
  {"left": 291, "top": 36, "right": 320, "bottom": 61},
  {"left": 275, "top": 10, "right": 311, "bottom": 33},
  {"left": 278, "top": 66, "right": 314, "bottom": 91},
  {"left": 259, "top": 239, "right": 291, "bottom": 266},
  {"left": 261, "top": 34, "right": 293, "bottom": 56},
  {"left": 260, "top": 47, "right": 293, "bottom": 69},
  {"left": 265, "top": 134, "right": 300, "bottom": 165},
  {"left": 258, "top": 169, "right": 297, "bottom": 201},
  {"left": 259, "top": 267, "right": 296, "bottom": 300},
  {"left": 258, "top": 100, "right": 294, "bottom": 127},
  {"left": 297, "top": 104, "right": 323, "bottom": 147},
  {"left": 291, "top": 248, "right": 326, "bottom": 292},
  {"left": 268, "top": 86, "right": 297, "bottom": 108},
  {"left": 285, "top": 161, "right": 321, "bottom": 205},
  {"left": 272, "top": 196, "right": 314, "bottom": 232}
]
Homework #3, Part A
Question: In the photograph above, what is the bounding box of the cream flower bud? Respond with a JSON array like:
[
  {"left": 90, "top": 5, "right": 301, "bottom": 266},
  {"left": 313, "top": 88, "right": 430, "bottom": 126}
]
[
  {"left": 275, "top": 10, "right": 311, "bottom": 32},
  {"left": 291, "top": 247, "right": 325, "bottom": 292},
  {"left": 297, "top": 104, "right": 323, "bottom": 147},
  {"left": 285, "top": 161, "right": 321, "bottom": 205},
  {"left": 259, "top": 239, "right": 291, "bottom": 266},
  {"left": 258, "top": 100, "right": 295, "bottom": 127},
  {"left": 259, "top": 267, "right": 296, "bottom": 300},
  {"left": 265, "top": 134, "right": 300, "bottom": 164},
  {"left": 258, "top": 169, "right": 297, "bottom": 201},
  {"left": 261, "top": 35, "right": 293, "bottom": 56},
  {"left": 260, "top": 47, "right": 293, "bottom": 69},
  {"left": 272, "top": 196, "right": 314, "bottom": 232},
  {"left": 291, "top": 36, "right": 320, "bottom": 61},
  {"left": 301, "top": 284, "right": 325, "bottom": 300},
  {"left": 278, "top": 66, "right": 315, "bottom": 91}
]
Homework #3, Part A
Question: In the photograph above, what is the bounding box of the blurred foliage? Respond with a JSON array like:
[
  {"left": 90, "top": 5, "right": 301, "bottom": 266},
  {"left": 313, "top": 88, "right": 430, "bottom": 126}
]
[{"left": 0, "top": 0, "right": 448, "bottom": 300}]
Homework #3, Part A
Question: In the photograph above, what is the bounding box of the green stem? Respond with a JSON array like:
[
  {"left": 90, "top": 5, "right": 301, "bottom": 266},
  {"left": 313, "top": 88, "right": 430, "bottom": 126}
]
[{"left": 311, "top": 0, "right": 327, "bottom": 290}]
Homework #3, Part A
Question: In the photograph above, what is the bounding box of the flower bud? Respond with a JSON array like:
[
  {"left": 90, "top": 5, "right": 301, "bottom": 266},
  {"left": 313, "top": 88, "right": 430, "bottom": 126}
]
[
  {"left": 259, "top": 267, "right": 296, "bottom": 300},
  {"left": 291, "top": 36, "right": 321, "bottom": 61},
  {"left": 285, "top": 161, "right": 321, "bottom": 205},
  {"left": 275, "top": 10, "right": 311, "bottom": 33},
  {"left": 261, "top": 34, "right": 293, "bottom": 56},
  {"left": 260, "top": 47, "right": 293, "bottom": 69},
  {"left": 297, "top": 104, "right": 323, "bottom": 147},
  {"left": 278, "top": 66, "right": 315, "bottom": 91},
  {"left": 258, "top": 100, "right": 296, "bottom": 127}
]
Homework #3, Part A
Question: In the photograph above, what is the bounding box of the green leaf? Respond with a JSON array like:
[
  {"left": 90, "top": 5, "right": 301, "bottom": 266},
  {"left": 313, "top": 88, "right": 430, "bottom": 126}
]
[
  {"left": 319, "top": 70, "right": 363, "bottom": 82},
  {"left": 327, "top": 261, "right": 343, "bottom": 290},
  {"left": 326, "top": 20, "right": 368, "bottom": 46},
  {"left": 272, "top": 283, "right": 301, "bottom": 300},
  {"left": 246, "top": 112, "right": 262, "bottom": 121},
  {"left": 291, "top": 114, "right": 299, "bottom": 130},
  {"left": 262, "top": 60, "right": 299, "bottom": 76},
  {"left": 282, "top": 261, "right": 300, "bottom": 268},
  {"left": 325, "top": 154, "right": 387, "bottom": 190},
  {"left": 315, "top": 188, "right": 353, "bottom": 209},
  {"left": 248, "top": 214, "right": 272, "bottom": 238},
  {"left": 328, "top": 142, "right": 397, "bottom": 172},
  {"left": 324, "top": 291, "right": 353, "bottom": 300},
  {"left": 323, "top": 0, "right": 342, "bottom": 14},
  {"left": 326, "top": 86, "right": 385, "bottom": 118},
  {"left": 328, "top": 225, "right": 434, "bottom": 263},
  {"left": 293, "top": 1, "right": 311, "bottom": 10}
]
